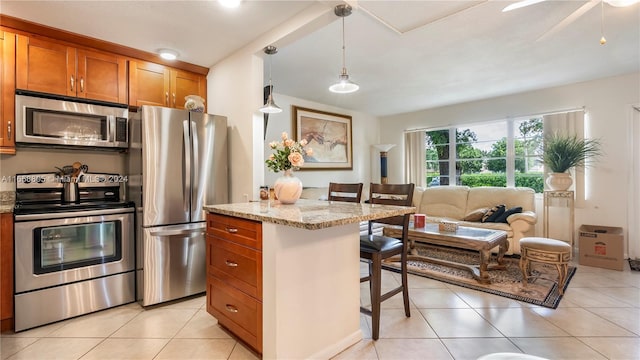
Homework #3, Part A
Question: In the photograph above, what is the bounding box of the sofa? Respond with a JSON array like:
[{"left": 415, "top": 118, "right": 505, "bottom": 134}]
[
  {"left": 412, "top": 186, "right": 537, "bottom": 255},
  {"left": 300, "top": 185, "right": 537, "bottom": 255}
]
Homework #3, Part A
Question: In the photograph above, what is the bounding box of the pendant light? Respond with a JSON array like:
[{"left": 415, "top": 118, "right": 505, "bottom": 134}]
[
  {"left": 259, "top": 45, "right": 282, "bottom": 114},
  {"left": 329, "top": 4, "right": 359, "bottom": 94}
]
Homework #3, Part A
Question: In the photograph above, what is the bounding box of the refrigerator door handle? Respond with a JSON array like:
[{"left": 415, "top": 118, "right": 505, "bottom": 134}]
[
  {"left": 183, "top": 120, "right": 191, "bottom": 217},
  {"left": 190, "top": 120, "right": 199, "bottom": 217},
  {"left": 149, "top": 229, "right": 205, "bottom": 237}
]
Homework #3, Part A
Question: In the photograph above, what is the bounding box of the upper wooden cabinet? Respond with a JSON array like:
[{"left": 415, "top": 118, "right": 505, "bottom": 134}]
[
  {"left": 16, "top": 35, "right": 127, "bottom": 104},
  {"left": 129, "top": 60, "right": 206, "bottom": 110},
  {"left": 0, "top": 30, "right": 16, "bottom": 154}
]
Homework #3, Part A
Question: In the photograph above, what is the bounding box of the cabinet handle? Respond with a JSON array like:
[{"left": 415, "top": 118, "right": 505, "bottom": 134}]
[
  {"left": 7, "top": 121, "right": 11, "bottom": 140},
  {"left": 165, "top": 92, "right": 169, "bottom": 106},
  {"left": 225, "top": 227, "right": 238, "bottom": 234},
  {"left": 225, "top": 304, "right": 239, "bottom": 313},
  {"left": 70, "top": 75, "right": 75, "bottom": 91},
  {"left": 173, "top": 93, "right": 176, "bottom": 106},
  {"left": 80, "top": 77, "right": 84, "bottom": 93},
  {"left": 225, "top": 260, "right": 238, "bottom": 267}
]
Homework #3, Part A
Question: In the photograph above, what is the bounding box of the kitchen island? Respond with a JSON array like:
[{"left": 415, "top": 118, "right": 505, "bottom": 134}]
[{"left": 204, "top": 199, "right": 415, "bottom": 360}]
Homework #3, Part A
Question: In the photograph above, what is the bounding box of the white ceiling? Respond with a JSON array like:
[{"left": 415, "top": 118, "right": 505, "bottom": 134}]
[{"left": 2, "top": 0, "right": 639, "bottom": 117}]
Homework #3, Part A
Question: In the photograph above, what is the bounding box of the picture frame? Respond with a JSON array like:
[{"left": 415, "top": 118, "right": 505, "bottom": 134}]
[{"left": 292, "top": 106, "right": 353, "bottom": 170}]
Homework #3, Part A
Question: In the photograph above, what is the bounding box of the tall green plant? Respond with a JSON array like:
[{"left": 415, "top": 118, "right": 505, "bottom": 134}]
[{"left": 541, "top": 133, "right": 602, "bottom": 173}]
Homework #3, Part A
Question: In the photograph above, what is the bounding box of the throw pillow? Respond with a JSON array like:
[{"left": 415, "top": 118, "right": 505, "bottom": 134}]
[
  {"left": 482, "top": 204, "right": 506, "bottom": 223},
  {"left": 464, "top": 208, "right": 488, "bottom": 222},
  {"left": 494, "top": 206, "right": 523, "bottom": 223}
]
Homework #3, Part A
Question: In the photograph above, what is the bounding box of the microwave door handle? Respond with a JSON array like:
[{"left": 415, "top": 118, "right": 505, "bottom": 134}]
[
  {"left": 183, "top": 120, "right": 191, "bottom": 218},
  {"left": 106, "top": 117, "right": 112, "bottom": 142}
]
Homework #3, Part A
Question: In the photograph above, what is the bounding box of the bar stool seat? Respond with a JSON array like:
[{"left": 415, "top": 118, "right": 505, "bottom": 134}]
[{"left": 519, "top": 237, "right": 571, "bottom": 295}]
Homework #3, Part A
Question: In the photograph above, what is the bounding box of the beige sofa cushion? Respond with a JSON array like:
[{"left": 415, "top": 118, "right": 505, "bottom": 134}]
[
  {"left": 466, "top": 186, "right": 535, "bottom": 214},
  {"left": 416, "top": 186, "right": 469, "bottom": 220}
]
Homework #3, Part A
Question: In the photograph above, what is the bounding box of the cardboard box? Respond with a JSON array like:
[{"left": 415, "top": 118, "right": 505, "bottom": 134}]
[{"left": 578, "top": 225, "right": 624, "bottom": 271}]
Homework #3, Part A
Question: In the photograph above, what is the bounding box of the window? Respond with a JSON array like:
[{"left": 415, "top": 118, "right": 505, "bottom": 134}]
[{"left": 424, "top": 117, "right": 545, "bottom": 192}]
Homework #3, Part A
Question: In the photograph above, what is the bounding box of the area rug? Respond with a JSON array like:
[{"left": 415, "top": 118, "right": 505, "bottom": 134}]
[{"left": 382, "top": 243, "right": 576, "bottom": 309}]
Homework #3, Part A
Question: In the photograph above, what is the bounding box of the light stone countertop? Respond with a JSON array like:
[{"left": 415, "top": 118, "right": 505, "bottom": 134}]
[
  {"left": 204, "top": 199, "right": 415, "bottom": 230},
  {"left": 0, "top": 191, "right": 15, "bottom": 214}
]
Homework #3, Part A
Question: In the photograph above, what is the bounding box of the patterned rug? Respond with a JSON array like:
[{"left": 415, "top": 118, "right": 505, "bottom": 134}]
[{"left": 382, "top": 243, "right": 576, "bottom": 309}]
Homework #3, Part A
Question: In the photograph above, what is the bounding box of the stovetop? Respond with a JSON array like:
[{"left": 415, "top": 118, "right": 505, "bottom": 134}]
[{"left": 13, "top": 200, "right": 135, "bottom": 215}]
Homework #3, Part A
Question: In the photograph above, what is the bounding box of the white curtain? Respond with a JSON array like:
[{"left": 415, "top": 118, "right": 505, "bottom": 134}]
[
  {"left": 404, "top": 131, "right": 426, "bottom": 188},
  {"left": 543, "top": 110, "right": 586, "bottom": 207},
  {"left": 627, "top": 106, "right": 640, "bottom": 259}
]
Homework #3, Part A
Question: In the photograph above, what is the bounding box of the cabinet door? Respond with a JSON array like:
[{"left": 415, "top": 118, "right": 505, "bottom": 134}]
[
  {"left": 129, "top": 60, "right": 170, "bottom": 107},
  {"left": 77, "top": 49, "right": 127, "bottom": 104},
  {"left": 0, "top": 213, "right": 13, "bottom": 329},
  {"left": 16, "top": 35, "right": 76, "bottom": 97},
  {"left": 171, "top": 69, "right": 206, "bottom": 110},
  {"left": 0, "top": 30, "right": 16, "bottom": 154}
]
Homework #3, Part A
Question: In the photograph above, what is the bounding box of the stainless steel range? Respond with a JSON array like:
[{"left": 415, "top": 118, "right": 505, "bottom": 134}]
[{"left": 13, "top": 172, "right": 135, "bottom": 332}]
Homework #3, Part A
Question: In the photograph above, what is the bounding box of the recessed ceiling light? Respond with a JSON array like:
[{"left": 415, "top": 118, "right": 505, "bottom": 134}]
[
  {"left": 158, "top": 49, "right": 179, "bottom": 61},
  {"left": 218, "top": 0, "right": 241, "bottom": 8}
]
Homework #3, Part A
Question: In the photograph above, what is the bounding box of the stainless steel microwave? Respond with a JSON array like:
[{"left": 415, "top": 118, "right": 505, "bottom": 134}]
[{"left": 15, "top": 93, "right": 128, "bottom": 149}]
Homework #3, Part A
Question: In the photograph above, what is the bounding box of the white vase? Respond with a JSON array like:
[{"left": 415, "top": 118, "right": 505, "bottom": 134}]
[
  {"left": 274, "top": 169, "right": 302, "bottom": 204},
  {"left": 546, "top": 172, "right": 573, "bottom": 191}
]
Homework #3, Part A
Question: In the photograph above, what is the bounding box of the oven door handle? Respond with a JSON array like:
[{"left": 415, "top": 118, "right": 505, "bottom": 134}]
[
  {"left": 15, "top": 207, "right": 134, "bottom": 221},
  {"left": 149, "top": 229, "right": 204, "bottom": 237}
]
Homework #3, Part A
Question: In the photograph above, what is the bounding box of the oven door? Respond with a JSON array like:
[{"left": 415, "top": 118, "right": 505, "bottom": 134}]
[{"left": 14, "top": 208, "right": 134, "bottom": 294}]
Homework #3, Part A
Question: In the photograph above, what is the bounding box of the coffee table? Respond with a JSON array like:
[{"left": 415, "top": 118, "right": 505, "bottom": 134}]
[{"left": 384, "top": 223, "right": 508, "bottom": 284}]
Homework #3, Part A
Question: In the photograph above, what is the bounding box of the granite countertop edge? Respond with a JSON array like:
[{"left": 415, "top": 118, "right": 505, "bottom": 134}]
[
  {"left": 0, "top": 191, "right": 15, "bottom": 214},
  {"left": 204, "top": 200, "right": 415, "bottom": 231}
]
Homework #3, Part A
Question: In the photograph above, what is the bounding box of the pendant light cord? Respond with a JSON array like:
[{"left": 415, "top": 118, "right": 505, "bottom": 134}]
[
  {"left": 600, "top": 0, "right": 607, "bottom": 45},
  {"left": 341, "top": 16, "right": 347, "bottom": 73}
]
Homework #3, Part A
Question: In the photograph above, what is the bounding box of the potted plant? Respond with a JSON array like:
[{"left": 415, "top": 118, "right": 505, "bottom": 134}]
[{"left": 540, "top": 133, "right": 602, "bottom": 191}]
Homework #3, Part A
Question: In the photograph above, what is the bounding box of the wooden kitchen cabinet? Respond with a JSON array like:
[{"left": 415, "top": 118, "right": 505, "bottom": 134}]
[
  {"left": 1, "top": 213, "right": 14, "bottom": 332},
  {"left": 129, "top": 60, "right": 206, "bottom": 110},
  {"left": 206, "top": 213, "right": 262, "bottom": 353},
  {"left": 0, "top": 30, "right": 16, "bottom": 154},
  {"left": 16, "top": 34, "right": 127, "bottom": 104}
]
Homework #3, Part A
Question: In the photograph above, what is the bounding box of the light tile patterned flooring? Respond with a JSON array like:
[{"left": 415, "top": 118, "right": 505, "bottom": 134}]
[{"left": 1, "top": 260, "right": 639, "bottom": 360}]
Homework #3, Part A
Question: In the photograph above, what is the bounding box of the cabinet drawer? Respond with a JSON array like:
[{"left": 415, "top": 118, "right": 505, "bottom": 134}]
[
  {"left": 207, "top": 213, "right": 261, "bottom": 250},
  {"left": 207, "top": 236, "right": 261, "bottom": 299},
  {"left": 207, "top": 276, "right": 262, "bottom": 352}
]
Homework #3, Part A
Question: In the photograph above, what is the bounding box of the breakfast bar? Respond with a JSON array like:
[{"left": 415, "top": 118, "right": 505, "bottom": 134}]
[{"left": 204, "top": 199, "right": 415, "bottom": 360}]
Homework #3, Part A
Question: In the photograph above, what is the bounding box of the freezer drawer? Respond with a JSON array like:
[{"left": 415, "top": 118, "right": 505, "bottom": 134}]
[{"left": 142, "top": 223, "right": 206, "bottom": 306}]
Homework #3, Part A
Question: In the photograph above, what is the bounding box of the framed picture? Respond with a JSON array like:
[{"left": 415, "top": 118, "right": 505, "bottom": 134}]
[{"left": 292, "top": 106, "right": 353, "bottom": 170}]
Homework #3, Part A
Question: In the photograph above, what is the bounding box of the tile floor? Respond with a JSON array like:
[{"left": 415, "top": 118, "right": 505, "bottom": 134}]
[{"left": 1, "top": 260, "right": 639, "bottom": 360}]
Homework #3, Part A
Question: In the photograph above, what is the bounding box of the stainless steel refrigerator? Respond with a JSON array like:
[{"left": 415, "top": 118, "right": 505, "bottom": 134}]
[{"left": 128, "top": 106, "right": 228, "bottom": 306}]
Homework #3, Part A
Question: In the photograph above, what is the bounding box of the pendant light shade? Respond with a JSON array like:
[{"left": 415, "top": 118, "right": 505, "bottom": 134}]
[
  {"left": 329, "top": 4, "right": 359, "bottom": 94},
  {"left": 259, "top": 46, "right": 282, "bottom": 114}
]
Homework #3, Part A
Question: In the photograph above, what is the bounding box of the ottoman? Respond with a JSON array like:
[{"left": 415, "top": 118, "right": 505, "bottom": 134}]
[{"left": 519, "top": 237, "right": 571, "bottom": 295}]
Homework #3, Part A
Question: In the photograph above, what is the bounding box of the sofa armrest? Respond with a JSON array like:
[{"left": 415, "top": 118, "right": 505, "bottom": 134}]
[{"left": 506, "top": 211, "right": 537, "bottom": 225}]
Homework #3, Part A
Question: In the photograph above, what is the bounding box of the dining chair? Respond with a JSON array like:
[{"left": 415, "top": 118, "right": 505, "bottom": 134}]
[
  {"left": 360, "top": 182, "right": 415, "bottom": 340},
  {"left": 327, "top": 182, "right": 364, "bottom": 203}
]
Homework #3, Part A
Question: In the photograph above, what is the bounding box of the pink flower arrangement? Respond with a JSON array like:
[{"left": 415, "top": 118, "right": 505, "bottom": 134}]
[{"left": 265, "top": 132, "right": 313, "bottom": 172}]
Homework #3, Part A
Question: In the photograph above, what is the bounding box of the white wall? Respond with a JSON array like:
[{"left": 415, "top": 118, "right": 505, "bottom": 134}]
[
  {"left": 205, "top": 3, "right": 340, "bottom": 203},
  {"left": 263, "top": 93, "right": 379, "bottom": 189},
  {"left": 380, "top": 72, "right": 640, "bottom": 257}
]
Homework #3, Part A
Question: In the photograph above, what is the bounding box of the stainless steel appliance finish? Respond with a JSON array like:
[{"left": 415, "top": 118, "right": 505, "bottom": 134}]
[
  {"left": 15, "top": 92, "right": 128, "bottom": 149},
  {"left": 128, "top": 106, "right": 228, "bottom": 306},
  {"left": 13, "top": 173, "right": 135, "bottom": 332}
]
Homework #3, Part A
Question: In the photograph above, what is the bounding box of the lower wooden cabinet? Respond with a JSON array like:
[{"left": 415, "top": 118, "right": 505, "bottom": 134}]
[
  {"left": 1, "top": 213, "right": 13, "bottom": 331},
  {"left": 206, "top": 213, "right": 262, "bottom": 353}
]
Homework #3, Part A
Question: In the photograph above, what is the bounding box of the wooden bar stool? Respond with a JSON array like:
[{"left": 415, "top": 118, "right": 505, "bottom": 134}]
[
  {"left": 360, "top": 183, "right": 414, "bottom": 340},
  {"left": 519, "top": 237, "right": 571, "bottom": 295},
  {"left": 327, "top": 182, "right": 363, "bottom": 203}
]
